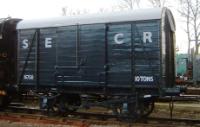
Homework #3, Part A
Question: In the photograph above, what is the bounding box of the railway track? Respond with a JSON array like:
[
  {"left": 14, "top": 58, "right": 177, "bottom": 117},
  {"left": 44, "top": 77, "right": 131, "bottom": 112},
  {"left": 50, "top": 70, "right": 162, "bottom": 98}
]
[
  {"left": 0, "top": 105, "right": 200, "bottom": 127},
  {"left": 0, "top": 112, "right": 89, "bottom": 127},
  {"left": 0, "top": 108, "right": 129, "bottom": 127},
  {"left": 148, "top": 117, "right": 200, "bottom": 125}
]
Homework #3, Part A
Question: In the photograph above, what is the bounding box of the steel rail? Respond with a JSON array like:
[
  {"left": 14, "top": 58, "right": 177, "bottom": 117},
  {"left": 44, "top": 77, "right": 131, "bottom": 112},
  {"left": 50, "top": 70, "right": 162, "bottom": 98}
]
[
  {"left": 148, "top": 117, "right": 200, "bottom": 124},
  {"left": 1, "top": 105, "right": 200, "bottom": 126}
]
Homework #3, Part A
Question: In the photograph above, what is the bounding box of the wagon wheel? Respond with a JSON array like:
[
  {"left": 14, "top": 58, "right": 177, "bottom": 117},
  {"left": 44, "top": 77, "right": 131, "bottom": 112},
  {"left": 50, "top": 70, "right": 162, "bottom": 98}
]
[
  {"left": 0, "top": 95, "right": 10, "bottom": 109},
  {"left": 0, "top": 96, "right": 3, "bottom": 109},
  {"left": 112, "top": 104, "right": 123, "bottom": 115},
  {"left": 142, "top": 101, "right": 154, "bottom": 117},
  {"left": 128, "top": 100, "right": 155, "bottom": 118},
  {"left": 58, "top": 94, "right": 81, "bottom": 114}
]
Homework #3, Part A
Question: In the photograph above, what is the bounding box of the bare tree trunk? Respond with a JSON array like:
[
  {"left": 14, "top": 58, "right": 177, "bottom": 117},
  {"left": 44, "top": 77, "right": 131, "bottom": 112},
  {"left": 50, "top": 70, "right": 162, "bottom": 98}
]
[
  {"left": 179, "top": 0, "right": 200, "bottom": 85},
  {"left": 186, "top": 0, "right": 191, "bottom": 61},
  {"left": 149, "top": 0, "right": 166, "bottom": 7},
  {"left": 62, "top": 7, "right": 67, "bottom": 16},
  {"left": 190, "top": 0, "right": 200, "bottom": 55},
  {"left": 179, "top": 0, "right": 200, "bottom": 57},
  {"left": 118, "top": 0, "right": 140, "bottom": 10},
  {"left": 61, "top": 6, "right": 89, "bottom": 16}
]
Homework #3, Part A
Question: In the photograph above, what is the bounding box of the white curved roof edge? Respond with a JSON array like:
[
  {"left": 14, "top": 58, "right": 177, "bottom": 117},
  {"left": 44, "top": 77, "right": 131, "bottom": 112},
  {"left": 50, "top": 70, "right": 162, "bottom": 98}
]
[{"left": 17, "top": 8, "right": 163, "bottom": 29}]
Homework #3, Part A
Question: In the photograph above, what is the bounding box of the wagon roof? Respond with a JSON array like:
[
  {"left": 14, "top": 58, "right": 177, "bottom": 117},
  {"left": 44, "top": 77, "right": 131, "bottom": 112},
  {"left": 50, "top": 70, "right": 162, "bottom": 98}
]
[{"left": 17, "top": 8, "right": 172, "bottom": 29}]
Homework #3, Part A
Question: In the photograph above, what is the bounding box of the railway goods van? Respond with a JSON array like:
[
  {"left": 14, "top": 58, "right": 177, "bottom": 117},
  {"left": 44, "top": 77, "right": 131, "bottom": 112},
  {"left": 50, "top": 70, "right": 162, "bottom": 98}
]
[
  {"left": 1, "top": 8, "right": 177, "bottom": 117},
  {"left": 17, "top": 8, "right": 175, "bottom": 93}
]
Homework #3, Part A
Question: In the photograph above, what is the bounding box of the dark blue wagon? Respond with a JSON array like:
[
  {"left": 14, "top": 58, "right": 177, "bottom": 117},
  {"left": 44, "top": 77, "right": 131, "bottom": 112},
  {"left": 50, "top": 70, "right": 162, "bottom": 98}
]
[{"left": 16, "top": 7, "right": 177, "bottom": 117}]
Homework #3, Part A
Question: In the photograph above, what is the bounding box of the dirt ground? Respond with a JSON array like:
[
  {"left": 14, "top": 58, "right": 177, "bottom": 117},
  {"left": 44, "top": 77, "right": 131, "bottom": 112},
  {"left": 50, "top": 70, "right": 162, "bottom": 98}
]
[
  {"left": 0, "top": 102, "right": 200, "bottom": 127},
  {"left": 151, "top": 102, "right": 200, "bottom": 119},
  {"left": 0, "top": 121, "right": 74, "bottom": 127}
]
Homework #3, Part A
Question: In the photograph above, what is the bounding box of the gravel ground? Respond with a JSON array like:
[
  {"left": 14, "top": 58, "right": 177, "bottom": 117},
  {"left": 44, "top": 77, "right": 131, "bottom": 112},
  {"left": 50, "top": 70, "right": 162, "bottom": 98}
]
[
  {"left": 151, "top": 102, "right": 200, "bottom": 119},
  {"left": 0, "top": 121, "right": 75, "bottom": 127},
  {"left": 0, "top": 102, "right": 200, "bottom": 127}
]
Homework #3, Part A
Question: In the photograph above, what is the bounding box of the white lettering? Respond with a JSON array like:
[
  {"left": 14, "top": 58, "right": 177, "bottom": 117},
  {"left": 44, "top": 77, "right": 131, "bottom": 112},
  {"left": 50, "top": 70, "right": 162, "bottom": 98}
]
[
  {"left": 114, "top": 33, "right": 124, "bottom": 44},
  {"left": 45, "top": 38, "right": 52, "bottom": 48},
  {"left": 135, "top": 76, "right": 140, "bottom": 82},
  {"left": 22, "top": 39, "right": 29, "bottom": 49},
  {"left": 134, "top": 76, "right": 154, "bottom": 82},
  {"left": 143, "top": 32, "right": 152, "bottom": 43},
  {"left": 23, "top": 75, "right": 34, "bottom": 80}
]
